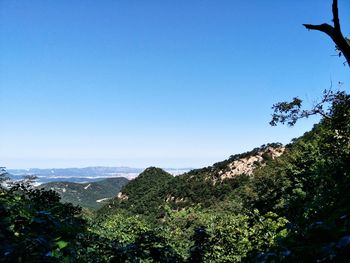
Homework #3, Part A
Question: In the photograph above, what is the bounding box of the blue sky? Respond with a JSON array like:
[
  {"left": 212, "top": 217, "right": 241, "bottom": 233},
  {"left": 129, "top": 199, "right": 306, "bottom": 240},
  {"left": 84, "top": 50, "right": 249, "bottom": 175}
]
[{"left": 1, "top": 0, "right": 349, "bottom": 169}]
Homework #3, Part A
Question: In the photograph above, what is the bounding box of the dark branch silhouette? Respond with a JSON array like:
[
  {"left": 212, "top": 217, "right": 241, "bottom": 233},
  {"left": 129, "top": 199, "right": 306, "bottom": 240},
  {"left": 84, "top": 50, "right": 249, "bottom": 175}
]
[{"left": 303, "top": 0, "right": 350, "bottom": 66}]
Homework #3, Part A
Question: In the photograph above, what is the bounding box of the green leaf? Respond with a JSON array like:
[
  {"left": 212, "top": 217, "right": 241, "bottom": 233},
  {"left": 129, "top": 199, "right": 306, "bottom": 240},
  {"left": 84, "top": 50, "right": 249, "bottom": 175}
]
[{"left": 56, "top": 240, "right": 68, "bottom": 249}]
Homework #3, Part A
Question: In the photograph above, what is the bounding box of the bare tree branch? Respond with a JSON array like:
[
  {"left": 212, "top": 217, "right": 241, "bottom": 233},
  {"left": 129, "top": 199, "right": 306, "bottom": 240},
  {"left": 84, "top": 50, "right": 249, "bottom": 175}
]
[
  {"left": 303, "top": 0, "right": 350, "bottom": 67},
  {"left": 303, "top": 23, "right": 334, "bottom": 37}
]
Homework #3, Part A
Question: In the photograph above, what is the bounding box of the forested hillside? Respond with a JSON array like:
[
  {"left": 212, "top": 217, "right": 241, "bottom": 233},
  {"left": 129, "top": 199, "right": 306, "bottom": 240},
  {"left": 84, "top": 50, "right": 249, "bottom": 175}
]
[
  {"left": 39, "top": 177, "right": 129, "bottom": 209},
  {"left": 97, "top": 167, "right": 173, "bottom": 221},
  {"left": 161, "top": 143, "right": 284, "bottom": 210},
  {"left": 97, "top": 144, "right": 285, "bottom": 220},
  {"left": 2, "top": 101, "right": 350, "bottom": 262}
]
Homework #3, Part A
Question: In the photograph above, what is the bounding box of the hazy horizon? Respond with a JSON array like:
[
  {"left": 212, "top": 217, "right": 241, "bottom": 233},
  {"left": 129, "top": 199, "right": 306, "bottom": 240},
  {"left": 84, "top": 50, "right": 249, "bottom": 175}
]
[{"left": 6, "top": 163, "right": 194, "bottom": 170}]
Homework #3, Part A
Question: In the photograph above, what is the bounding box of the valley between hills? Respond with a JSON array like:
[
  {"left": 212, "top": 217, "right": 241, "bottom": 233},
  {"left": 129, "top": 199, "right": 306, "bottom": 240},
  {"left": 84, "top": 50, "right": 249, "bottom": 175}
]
[{"left": 35, "top": 143, "right": 283, "bottom": 211}]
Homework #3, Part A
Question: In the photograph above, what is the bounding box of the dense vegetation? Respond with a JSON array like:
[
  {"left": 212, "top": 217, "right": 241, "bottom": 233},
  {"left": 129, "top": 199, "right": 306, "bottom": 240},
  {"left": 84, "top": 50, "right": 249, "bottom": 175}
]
[
  {"left": 97, "top": 167, "right": 173, "bottom": 221},
  {"left": 0, "top": 175, "right": 86, "bottom": 262}
]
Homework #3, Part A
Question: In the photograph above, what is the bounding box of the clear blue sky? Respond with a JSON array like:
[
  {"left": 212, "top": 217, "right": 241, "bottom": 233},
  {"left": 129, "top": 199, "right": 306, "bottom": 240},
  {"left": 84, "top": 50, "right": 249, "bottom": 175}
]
[{"left": 1, "top": 0, "right": 349, "bottom": 169}]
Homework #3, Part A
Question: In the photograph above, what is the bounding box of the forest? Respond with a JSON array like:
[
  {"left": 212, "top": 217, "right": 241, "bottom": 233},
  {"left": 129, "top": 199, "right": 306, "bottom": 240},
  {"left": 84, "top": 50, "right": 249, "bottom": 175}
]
[{"left": 1, "top": 0, "right": 350, "bottom": 262}]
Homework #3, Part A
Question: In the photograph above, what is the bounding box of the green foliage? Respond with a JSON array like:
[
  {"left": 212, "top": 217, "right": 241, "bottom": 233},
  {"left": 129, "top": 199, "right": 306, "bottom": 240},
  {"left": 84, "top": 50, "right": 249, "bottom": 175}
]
[
  {"left": 0, "top": 176, "right": 85, "bottom": 262},
  {"left": 160, "top": 205, "right": 213, "bottom": 260},
  {"left": 270, "top": 97, "right": 304, "bottom": 126},
  {"left": 115, "top": 230, "right": 183, "bottom": 263},
  {"left": 270, "top": 89, "right": 341, "bottom": 127},
  {"left": 92, "top": 213, "right": 150, "bottom": 243},
  {"left": 188, "top": 210, "right": 288, "bottom": 263},
  {"left": 98, "top": 167, "right": 174, "bottom": 222}
]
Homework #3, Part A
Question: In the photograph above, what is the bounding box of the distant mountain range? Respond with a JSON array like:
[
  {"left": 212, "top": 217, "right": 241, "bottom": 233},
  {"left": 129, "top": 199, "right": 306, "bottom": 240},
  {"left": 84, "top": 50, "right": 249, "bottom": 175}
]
[{"left": 7, "top": 166, "right": 191, "bottom": 184}]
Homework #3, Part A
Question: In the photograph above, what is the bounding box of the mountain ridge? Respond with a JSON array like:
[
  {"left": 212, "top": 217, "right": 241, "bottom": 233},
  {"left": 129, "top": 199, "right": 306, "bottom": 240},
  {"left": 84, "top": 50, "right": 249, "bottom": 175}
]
[{"left": 98, "top": 143, "right": 285, "bottom": 219}]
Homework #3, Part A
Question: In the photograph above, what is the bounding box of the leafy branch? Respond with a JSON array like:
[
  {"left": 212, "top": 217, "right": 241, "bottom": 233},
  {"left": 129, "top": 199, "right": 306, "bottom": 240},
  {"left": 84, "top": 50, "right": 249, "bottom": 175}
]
[{"left": 270, "top": 89, "right": 340, "bottom": 126}]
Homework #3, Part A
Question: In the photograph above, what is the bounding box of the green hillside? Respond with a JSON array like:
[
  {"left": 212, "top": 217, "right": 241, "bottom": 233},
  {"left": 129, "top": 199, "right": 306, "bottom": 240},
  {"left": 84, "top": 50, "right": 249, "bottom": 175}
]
[
  {"left": 161, "top": 143, "right": 284, "bottom": 210},
  {"left": 39, "top": 177, "right": 129, "bottom": 209},
  {"left": 97, "top": 144, "right": 284, "bottom": 221},
  {"left": 98, "top": 167, "right": 173, "bottom": 221}
]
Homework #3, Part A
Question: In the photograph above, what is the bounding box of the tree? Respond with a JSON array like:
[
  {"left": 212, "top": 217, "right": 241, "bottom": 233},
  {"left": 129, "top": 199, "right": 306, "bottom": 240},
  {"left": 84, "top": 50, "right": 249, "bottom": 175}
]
[
  {"left": 303, "top": 0, "right": 350, "bottom": 67},
  {"left": 271, "top": 0, "right": 349, "bottom": 127}
]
